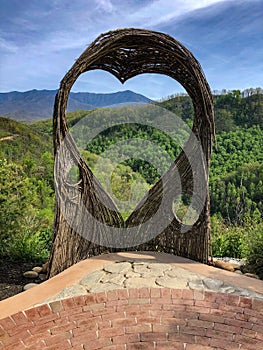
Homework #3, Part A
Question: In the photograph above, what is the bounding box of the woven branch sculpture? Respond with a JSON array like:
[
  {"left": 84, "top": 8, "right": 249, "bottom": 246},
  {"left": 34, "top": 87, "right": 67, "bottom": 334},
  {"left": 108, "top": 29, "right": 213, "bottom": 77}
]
[{"left": 48, "top": 28, "right": 215, "bottom": 278}]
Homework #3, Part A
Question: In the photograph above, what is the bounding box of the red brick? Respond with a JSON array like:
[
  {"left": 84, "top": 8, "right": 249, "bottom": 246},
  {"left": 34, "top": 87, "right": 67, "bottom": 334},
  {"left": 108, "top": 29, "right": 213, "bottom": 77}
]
[
  {"left": 225, "top": 317, "right": 253, "bottom": 329},
  {"left": 103, "top": 346, "right": 125, "bottom": 350},
  {"left": 186, "top": 305, "right": 210, "bottom": 314},
  {"left": 0, "top": 317, "right": 16, "bottom": 331},
  {"left": 126, "top": 342, "right": 154, "bottom": 350},
  {"left": 111, "top": 318, "right": 136, "bottom": 327},
  {"left": 99, "top": 327, "right": 125, "bottom": 338},
  {"left": 226, "top": 294, "right": 240, "bottom": 306},
  {"left": 3, "top": 341, "right": 25, "bottom": 350},
  {"left": 83, "top": 294, "right": 96, "bottom": 304},
  {"left": 29, "top": 321, "right": 54, "bottom": 334},
  {"left": 156, "top": 340, "right": 184, "bottom": 350},
  {"left": 186, "top": 345, "right": 213, "bottom": 350},
  {"left": 174, "top": 310, "right": 199, "bottom": 319},
  {"left": 112, "top": 333, "right": 140, "bottom": 344},
  {"left": 49, "top": 321, "right": 77, "bottom": 334},
  {"left": 125, "top": 324, "right": 152, "bottom": 333},
  {"left": 195, "top": 335, "right": 211, "bottom": 346},
  {"left": 206, "top": 328, "right": 233, "bottom": 340},
  {"left": 182, "top": 289, "right": 194, "bottom": 300},
  {"left": 242, "top": 328, "right": 257, "bottom": 338},
  {"left": 72, "top": 336, "right": 112, "bottom": 349},
  {"left": 180, "top": 326, "right": 206, "bottom": 337},
  {"left": 199, "top": 313, "right": 224, "bottom": 324},
  {"left": 187, "top": 319, "right": 214, "bottom": 329},
  {"left": 161, "top": 288, "right": 171, "bottom": 298},
  {"left": 0, "top": 325, "right": 5, "bottom": 337},
  {"left": 249, "top": 315, "right": 262, "bottom": 324},
  {"left": 44, "top": 331, "right": 71, "bottom": 346},
  {"left": 128, "top": 289, "right": 140, "bottom": 299},
  {"left": 214, "top": 322, "right": 241, "bottom": 334},
  {"left": 235, "top": 334, "right": 263, "bottom": 348},
  {"left": 101, "top": 311, "right": 119, "bottom": 320},
  {"left": 117, "top": 289, "right": 129, "bottom": 300},
  {"left": 11, "top": 311, "right": 29, "bottom": 326},
  {"left": 168, "top": 332, "right": 195, "bottom": 343},
  {"left": 161, "top": 317, "right": 186, "bottom": 326},
  {"left": 137, "top": 316, "right": 159, "bottom": 324},
  {"left": 83, "top": 302, "right": 104, "bottom": 312},
  {"left": 153, "top": 324, "right": 177, "bottom": 333},
  {"left": 215, "top": 293, "right": 228, "bottom": 304},
  {"left": 173, "top": 298, "right": 194, "bottom": 306},
  {"left": 239, "top": 297, "right": 252, "bottom": 308},
  {"left": 141, "top": 332, "right": 167, "bottom": 341},
  {"left": 33, "top": 313, "right": 58, "bottom": 325},
  {"left": 210, "top": 308, "right": 233, "bottom": 318},
  {"left": 235, "top": 312, "right": 249, "bottom": 321},
  {"left": 61, "top": 298, "right": 77, "bottom": 310},
  {"left": 129, "top": 298, "right": 150, "bottom": 305},
  {"left": 91, "top": 304, "right": 113, "bottom": 315},
  {"left": 95, "top": 291, "right": 107, "bottom": 303},
  {"left": 49, "top": 300, "right": 64, "bottom": 313},
  {"left": 223, "top": 343, "right": 243, "bottom": 350},
  {"left": 23, "top": 308, "right": 40, "bottom": 321},
  {"left": 210, "top": 337, "right": 232, "bottom": 348},
  {"left": 97, "top": 320, "right": 111, "bottom": 329},
  {"left": 150, "top": 288, "right": 161, "bottom": 298},
  {"left": 26, "top": 341, "right": 47, "bottom": 350},
  {"left": 253, "top": 324, "right": 263, "bottom": 332},
  {"left": 256, "top": 331, "right": 263, "bottom": 341},
  {"left": 204, "top": 291, "right": 217, "bottom": 303},
  {"left": 43, "top": 339, "right": 71, "bottom": 350},
  {"left": 135, "top": 288, "right": 149, "bottom": 299},
  {"left": 243, "top": 307, "right": 262, "bottom": 318},
  {"left": 150, "top": 310, "right": 174, "bottom": 318},
  {"left": 171, "top": 289, "right": 182, "bottom": 299},
  {"left": 194, "top": 300, "right": 212, "bottom": 308},
  {"left": 116, "top": 305, "right": 139, "bottom": 315},
  {"left": 194, "top": 290, "right": 204, "bottom": 301},
  {"left": 36, "top": 304, "right": 53, "bottom": 317},
  {"left": 22, "top": 331, "right": 50, "bottom": 346},
  {"left": 5, "top": 323, "right": 30, "bottom": 337},
  {"left": 72, "top": 327, "right": 97, "bottom": 339},
  {"left": 252, "top": 299, "right": 263, "bottom": 313},
  {"left": 107, "top": 290, "right": 119, "bottom": 301},
  {"left": 73, "top": 295, "right": 86, "bottom": 307},
  {"left": 107, "top": 299, "right": 129, "bottom": 308}
]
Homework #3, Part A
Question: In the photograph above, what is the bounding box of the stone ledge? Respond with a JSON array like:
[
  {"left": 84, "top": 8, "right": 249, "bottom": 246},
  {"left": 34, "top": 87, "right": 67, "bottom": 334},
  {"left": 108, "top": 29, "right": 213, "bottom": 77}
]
[{"left": 0, "top": 252, "right": 263, "bottom": 320}]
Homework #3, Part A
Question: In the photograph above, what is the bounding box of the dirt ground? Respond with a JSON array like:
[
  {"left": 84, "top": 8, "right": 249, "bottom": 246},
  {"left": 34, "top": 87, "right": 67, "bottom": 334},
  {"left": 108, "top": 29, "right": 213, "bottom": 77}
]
[{"left": 0, "top": 260, "right": 38, "bottom": 301}]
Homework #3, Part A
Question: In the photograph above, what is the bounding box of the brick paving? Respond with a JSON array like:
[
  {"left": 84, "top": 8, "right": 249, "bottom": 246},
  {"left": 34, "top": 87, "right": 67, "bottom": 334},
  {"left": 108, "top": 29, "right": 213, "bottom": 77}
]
[{"left": 0, "top": 288, "right": 262, "bottom": 350}]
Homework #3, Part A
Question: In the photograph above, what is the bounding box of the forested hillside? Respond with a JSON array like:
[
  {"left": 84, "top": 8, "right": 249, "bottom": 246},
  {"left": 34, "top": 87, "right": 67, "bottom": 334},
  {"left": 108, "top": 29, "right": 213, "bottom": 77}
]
[{"left": 1, "top": 90, "right": 262, "bottom": 276}]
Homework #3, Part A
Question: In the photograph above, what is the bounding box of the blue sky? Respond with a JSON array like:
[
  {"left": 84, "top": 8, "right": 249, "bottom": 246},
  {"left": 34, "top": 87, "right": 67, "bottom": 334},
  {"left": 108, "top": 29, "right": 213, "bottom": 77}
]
[{"left": 0, "top": 0, "right": 262, "bottom": 99}]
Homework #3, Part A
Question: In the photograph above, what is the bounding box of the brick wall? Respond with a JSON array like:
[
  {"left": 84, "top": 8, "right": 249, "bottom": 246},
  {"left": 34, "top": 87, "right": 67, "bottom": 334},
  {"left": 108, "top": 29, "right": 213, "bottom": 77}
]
[{"left": 0, "top": 288, "right": 262, "bottom": 350}]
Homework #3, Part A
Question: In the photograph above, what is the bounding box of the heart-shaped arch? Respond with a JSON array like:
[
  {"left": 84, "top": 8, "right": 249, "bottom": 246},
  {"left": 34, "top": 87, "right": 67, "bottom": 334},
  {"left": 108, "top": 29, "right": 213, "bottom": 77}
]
[{"left": 48, "top": 28, "right": 215, "bottom": 277}]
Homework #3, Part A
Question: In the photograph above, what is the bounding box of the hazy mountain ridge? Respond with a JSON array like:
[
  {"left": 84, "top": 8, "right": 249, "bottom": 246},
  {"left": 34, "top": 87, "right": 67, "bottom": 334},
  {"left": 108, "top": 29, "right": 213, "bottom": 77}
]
[{"left": 0, "top": 89, "right": 152, "bottom": 122}]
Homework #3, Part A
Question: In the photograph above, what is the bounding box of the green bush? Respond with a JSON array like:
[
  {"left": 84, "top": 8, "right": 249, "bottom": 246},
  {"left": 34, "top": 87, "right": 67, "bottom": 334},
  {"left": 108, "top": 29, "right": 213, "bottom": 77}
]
[
  {"left": 242, "top": 220, "right": 263, "bottom": 279},
  {"left": 4, "top": 230, "right": 51, "bottom": 262},
  {"left": 211, "top": 214, "right": 263, "bottom": 279},
  {"left": 211, "top": 215, "right": 245, "bottom": 258}
]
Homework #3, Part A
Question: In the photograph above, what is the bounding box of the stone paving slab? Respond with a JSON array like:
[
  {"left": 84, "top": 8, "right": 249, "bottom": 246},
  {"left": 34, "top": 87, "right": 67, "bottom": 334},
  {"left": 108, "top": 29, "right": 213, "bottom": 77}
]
[{"left": 41, "top": 259, "right": 263, "bottom": 305}]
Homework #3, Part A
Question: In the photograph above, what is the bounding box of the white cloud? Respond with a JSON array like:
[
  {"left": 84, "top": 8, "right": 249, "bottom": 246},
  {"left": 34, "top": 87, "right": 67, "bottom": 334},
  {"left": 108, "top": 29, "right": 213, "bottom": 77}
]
[
  {"left": 0, "top": 37, "right": 18, "bottom": 53},
  {"left": 95, "top": 0, "right": 114, "bottom": 12},
  {"left": 123, "top": 0, "right": 225, "bottom": 27}
]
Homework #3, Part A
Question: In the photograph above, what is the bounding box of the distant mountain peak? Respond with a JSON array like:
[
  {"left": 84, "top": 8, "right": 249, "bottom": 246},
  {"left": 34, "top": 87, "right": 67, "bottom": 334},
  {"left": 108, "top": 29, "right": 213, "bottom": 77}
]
[{"left": 0, "top": 89, "right": 152, "bottom": 122}]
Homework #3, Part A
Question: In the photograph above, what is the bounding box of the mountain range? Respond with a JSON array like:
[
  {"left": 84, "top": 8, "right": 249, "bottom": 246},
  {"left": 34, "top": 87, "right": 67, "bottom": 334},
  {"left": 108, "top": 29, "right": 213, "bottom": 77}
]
[{"left": 0, "top": 89, "right": 152, "bottom": 122}]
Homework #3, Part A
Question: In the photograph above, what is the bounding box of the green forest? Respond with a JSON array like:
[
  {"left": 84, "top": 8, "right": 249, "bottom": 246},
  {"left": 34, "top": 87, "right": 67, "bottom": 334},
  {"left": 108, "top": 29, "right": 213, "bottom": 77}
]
[{"left": 0, "top": 90, "right": 262, "bottom": 276}]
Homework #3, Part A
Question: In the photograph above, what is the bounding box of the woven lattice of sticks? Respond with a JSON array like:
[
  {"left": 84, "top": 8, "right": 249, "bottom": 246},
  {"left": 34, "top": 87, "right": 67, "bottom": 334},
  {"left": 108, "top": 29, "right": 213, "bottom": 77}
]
[{"left": 48, "top": 28, "right": 215, "bottom": 277}]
